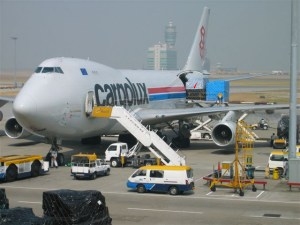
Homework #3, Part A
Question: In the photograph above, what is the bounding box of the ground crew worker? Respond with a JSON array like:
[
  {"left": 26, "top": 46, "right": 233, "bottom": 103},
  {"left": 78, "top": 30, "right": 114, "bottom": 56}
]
[
  {"left": 270, "top": 133, "right": 277, "bottom": 147},
  {"left": 50, "top": 148, "right": 58, "bottom": 168}
]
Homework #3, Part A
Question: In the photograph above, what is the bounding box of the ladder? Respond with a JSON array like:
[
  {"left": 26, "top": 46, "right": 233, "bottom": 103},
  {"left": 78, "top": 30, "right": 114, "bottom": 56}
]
[
  {"left": 92, "top": 106, "right": 186, "bottom": 166},
  {"left": 209, "top": 120, "right": 256, "bottom": 196}
]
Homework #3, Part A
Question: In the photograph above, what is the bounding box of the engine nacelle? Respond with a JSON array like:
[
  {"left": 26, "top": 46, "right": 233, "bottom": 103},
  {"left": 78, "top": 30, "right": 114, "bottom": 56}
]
[
  {"left": 4, "top": 117, "right": 32, "bottom": 139},
  {"left": 211, "top": 121, "right": 236, "bottom": 147}
]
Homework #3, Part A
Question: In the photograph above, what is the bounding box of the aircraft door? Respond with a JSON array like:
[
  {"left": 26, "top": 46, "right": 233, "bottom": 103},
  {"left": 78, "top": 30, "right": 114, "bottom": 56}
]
[{"left": 85, "top": 91, "right": 95, "bottom": 117}]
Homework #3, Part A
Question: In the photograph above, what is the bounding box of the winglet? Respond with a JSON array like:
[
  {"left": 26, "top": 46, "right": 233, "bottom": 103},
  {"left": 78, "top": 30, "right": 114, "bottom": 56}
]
[{"left": 183, "top": 7, "right": 210, "bottom": 72}]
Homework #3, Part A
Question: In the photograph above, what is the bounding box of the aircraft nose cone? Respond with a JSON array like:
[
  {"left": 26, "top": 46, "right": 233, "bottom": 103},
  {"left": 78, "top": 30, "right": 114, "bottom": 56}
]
[{"left": 13, "top": 94, "right": 37, "bottom": 122}]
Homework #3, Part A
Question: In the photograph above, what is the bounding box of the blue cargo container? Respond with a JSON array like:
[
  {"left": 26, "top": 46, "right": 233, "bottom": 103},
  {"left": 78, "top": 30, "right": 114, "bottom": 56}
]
[{"left": 206, "top": 80, "right": 229, "bottom": 102}]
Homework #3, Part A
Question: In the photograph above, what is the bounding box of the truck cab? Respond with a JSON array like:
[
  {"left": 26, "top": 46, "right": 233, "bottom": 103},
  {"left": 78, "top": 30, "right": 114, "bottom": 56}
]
[
  {"left": 105, "top": 143, "right": 129, "bottom": 167},
  {"left": 105, "top": 142, "right": 157, "bottom": 168},
  {"left": 71, "top": 153, "right": 110, "bottom": 180}
]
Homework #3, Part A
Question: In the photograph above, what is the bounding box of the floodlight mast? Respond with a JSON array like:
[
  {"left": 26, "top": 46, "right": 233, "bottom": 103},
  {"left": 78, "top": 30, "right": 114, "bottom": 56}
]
[{"left": 11, "top": 36, "right": 18, "bottom": 88}]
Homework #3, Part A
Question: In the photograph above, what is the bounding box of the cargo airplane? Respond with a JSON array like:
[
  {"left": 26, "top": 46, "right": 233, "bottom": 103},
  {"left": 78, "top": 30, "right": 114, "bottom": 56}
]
[{"left": 0, "top": 7, "right": 292, "bottom": 152}]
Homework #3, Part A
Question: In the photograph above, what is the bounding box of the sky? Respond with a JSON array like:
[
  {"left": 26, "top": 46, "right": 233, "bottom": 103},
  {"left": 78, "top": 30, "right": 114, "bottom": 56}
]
[{"left": 0, "top": 0, "right": 299, "bottom": 73}]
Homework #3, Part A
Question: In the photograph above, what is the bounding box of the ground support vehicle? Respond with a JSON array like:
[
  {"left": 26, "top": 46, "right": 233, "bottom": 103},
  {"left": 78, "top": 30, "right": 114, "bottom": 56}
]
[
  {"left": 268, "top": 148, "right": 300, "bottom": 175},
  {"left": 250, "top": 121, "right": 269, "bottom": 130},
  {"left": 0, "top": 155, "right": 49, "bottom": 182},
  {"left": 92, "top": 106, "right": 186, "bottom": 167},
  {"left": 105, "top": 142, "right": 159, "bottom": 168},
  {"left": 272, "top": 138, "right": 287, "bottom": 149},
  {"left": 127, "top": 165, "right": 194, "bottom": 195},
  {"left": 189, "top": 118, "right": 213, "bottom": 140},
  {"left": 71, "top": 153, "right": 110, "bottom": 180}
]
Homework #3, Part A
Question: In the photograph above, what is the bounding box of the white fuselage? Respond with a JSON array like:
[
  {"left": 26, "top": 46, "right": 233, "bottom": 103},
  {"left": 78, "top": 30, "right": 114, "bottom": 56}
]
[{"left": 12, "top": 57, "right": 187, "bottom": 140}]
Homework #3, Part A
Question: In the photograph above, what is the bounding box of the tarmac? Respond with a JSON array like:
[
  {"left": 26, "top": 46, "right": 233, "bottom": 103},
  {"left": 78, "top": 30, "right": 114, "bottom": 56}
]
[{"left": 0, "top": 100, "right": 299, "bottom": 224}]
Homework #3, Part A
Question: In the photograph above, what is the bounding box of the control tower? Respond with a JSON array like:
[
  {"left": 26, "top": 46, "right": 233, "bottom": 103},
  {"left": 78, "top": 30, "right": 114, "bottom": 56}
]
[{"left": 165, "top": 21, "right": 176, "bottom": 48}]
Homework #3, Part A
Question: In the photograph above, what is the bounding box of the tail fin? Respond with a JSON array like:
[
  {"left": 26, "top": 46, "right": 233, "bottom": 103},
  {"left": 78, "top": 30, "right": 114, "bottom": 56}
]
[{"left": 184, "top": 7, "right": 210, "bottom": 72}]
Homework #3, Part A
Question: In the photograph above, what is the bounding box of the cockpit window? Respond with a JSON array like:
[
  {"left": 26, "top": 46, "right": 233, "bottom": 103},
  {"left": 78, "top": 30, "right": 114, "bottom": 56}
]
[
  {"left": 35, "top": 67, "right": 42, "bottom": 73},
  {"left": 42, "top": 67, "right": 54, "bottom": 73},
  {"left": 34, "top": 67, "right": 64, "bottom": 74},
  {"left": 55, "top": 67, "right": 64, "bottom": 73}
]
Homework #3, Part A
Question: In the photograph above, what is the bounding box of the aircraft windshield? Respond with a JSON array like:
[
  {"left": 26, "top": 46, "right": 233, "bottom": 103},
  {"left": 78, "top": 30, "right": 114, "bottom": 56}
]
[{"left": 34, "top": 67, "right": 64, "bottom": 74}]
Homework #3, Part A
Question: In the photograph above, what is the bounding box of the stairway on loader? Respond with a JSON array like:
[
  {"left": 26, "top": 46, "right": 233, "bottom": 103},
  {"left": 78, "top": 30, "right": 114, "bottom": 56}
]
[{"left": 92, "top": 106, "right": 186, "bottom": 166}]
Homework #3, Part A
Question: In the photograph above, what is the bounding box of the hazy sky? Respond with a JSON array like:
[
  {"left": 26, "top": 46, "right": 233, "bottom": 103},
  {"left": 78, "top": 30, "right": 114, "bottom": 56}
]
[{"left": 0, "top": 0, "right": 299, "bottom": 73}]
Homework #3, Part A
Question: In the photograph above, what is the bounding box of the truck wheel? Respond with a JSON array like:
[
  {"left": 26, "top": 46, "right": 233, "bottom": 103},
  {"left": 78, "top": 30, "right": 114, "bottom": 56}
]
[
  {"left": 263, "top": 125, "right": 268, "bottom": 130},
  {"left": 6, "top": 165, "right": 18, "bottom": 182},
  {"left": 204, "top": 133, "right": 211, "bottom": 140},
  {"left": 137, "top": 184, "right": 146, "bottom": 193},
  {"left": 252, "top": 126, "right": 257, "bottom": 130},
  {"left": 105, "top": 169, "right": 110, "bottom": 176},
  {"left": 110, "top": 159, "right": 119, "bottom": 167},
  {"left": 91, "top": 173, "right": 97, "bottom": 180},
  {"left": 169, "top": 186, "right": 179, "bottom": 195},
  {"left": 31, "top": 160, "right": 41, "bottom": 177},
  {"left": 278, "top": 167, "right": 284, "bottom": 176}
]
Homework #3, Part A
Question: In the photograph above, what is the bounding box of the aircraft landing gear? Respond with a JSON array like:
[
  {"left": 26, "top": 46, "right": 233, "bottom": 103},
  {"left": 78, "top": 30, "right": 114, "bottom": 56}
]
[{"left": 45, "top": 138, "right": 65, "bottom": 167}]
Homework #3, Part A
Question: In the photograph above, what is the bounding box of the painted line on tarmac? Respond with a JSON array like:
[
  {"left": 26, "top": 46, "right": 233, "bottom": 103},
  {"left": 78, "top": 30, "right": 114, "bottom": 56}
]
[
  {"left": 2, "top": 186, "right": 299, "bottom": 205},
  {"left": 18, "top": 201, "right": 42, "bottom": 205},
  {"left": 248, "top": 215, "right": 300, "bottom": 220},
  {"left": 206, "top": 190, "right": 265, "bottom": 199},
  {"left": 128, "top": 208, "right": 203, "bottom": 214},
  {"left": 256, "top": 191, "right": 264, "bottom": 198}
]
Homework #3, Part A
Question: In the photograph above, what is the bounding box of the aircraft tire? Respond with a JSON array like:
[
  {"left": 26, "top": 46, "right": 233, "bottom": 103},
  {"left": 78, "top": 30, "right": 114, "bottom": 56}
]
[{"left": 57, "top": 153, "right": 65, "bottom": 166}]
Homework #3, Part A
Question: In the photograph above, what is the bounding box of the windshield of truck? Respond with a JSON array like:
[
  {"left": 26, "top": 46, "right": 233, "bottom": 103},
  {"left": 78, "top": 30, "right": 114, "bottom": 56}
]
[
  {"left": 186, "top": 169, "right": 193, "bottom": 178},
  {"left": 107, "top": 145, "right": 117, "bottom": 151},
  {"left": 270, "top": 154, "right": 286, "bottom": 161}
]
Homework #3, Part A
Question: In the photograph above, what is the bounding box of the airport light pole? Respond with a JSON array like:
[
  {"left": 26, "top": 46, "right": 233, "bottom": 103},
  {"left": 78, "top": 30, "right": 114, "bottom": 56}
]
[{"left": 11, "top": 36, "right": 18, "bottom": 88}]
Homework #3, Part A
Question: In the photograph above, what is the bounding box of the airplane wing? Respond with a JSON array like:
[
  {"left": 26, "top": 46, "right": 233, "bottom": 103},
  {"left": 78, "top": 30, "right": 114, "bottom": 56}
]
[
  {"left": 209, "top": 73, "right": 273, "bottom": 82},
  {"left": 134, "top": 103, "right": 291, "bottom": 124},
  {"left": 0, "top": 97, "right": 14, "bottom": 107}
]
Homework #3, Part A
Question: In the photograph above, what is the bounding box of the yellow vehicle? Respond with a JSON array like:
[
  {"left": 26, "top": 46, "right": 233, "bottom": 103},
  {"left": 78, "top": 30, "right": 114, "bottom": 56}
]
[{"left": 0, "top": 155, "right": 49, "bottom": 182}]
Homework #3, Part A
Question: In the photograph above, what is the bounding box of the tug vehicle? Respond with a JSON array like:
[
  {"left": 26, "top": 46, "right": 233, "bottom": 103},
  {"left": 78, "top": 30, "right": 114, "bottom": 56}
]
[{"left": 0, "top": 155, "right": 49, "bottom": 182}]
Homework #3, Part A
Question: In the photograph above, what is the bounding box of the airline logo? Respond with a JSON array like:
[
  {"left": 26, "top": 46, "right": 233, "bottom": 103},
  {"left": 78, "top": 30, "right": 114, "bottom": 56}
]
[
  {"left": 94, "top": 78, "right": 149, "bottom": 107},
  {"left": 199, "top": 26, "right": 206, "bottom": 60},
  {"left": 94, "top": 78, "right": 186, "bottom": 107}
]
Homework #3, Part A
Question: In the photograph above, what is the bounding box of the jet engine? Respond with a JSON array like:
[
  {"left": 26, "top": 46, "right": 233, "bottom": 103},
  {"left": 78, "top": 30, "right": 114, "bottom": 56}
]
[
  {"left": 211, "top": 121, "right": 236, "bottom": 147},
  {"left": 4, "top": 117, "right": 32, "bottom": 139},
  {"left": 211, "top": 111, "right": 238, "bottom": 147}
]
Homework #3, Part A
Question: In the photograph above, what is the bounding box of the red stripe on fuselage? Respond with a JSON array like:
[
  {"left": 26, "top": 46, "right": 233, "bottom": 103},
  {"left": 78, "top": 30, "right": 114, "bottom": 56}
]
[{"left": 148, "top": 86, "right": 185, "bottom": 94}]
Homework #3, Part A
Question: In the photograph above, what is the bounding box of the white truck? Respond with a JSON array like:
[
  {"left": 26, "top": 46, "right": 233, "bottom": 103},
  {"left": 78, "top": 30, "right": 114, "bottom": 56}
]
[
  {"left": 105, "top": 142, "right": 158, "bottom": 168},
  {"left": 71, "top": 153, "right": 110, "bottom": 180},
  {"left": 189, "top": 119, "right": 212, "bottom": 141}
]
